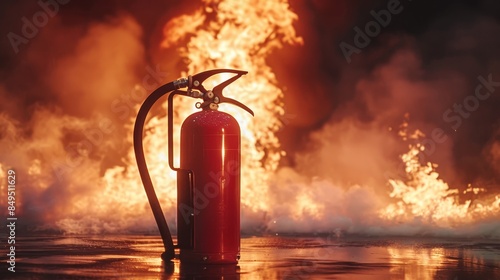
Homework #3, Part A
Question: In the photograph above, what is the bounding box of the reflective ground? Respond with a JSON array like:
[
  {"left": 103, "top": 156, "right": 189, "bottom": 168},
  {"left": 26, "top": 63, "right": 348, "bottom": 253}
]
[{"left": 3, "top": 235, "right": 500, "bottom": 279}]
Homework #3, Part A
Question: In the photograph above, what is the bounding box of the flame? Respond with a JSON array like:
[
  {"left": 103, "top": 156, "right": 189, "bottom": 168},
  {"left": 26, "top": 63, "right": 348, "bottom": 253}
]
[
  {"left": 156, "top": 0, "right": 303, "bottom": 214},
  {"left": 380, "top": 132, "right": 500, "bottom": 227},
  {"left": 48, "top": 0, "right": 303, "bottom": 233},
  {"left": 2, "top": 0, "right": 500, "bottom": 237}
]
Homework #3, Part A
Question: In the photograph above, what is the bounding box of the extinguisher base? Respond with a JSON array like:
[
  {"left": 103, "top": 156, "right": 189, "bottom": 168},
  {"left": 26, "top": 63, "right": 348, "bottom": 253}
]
[{"left": 180, "top": 250, "right": 240, "bottom": 264}]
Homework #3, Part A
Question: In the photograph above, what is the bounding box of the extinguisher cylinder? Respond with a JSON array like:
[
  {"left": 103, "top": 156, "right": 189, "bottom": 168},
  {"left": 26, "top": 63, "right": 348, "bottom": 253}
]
[{"left": 177, "top": 110, "right": 241, "bottom": 264}]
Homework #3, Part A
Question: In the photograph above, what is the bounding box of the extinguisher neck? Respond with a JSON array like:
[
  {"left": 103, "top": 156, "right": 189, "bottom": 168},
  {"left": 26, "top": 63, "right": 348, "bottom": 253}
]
[{"left": 207, "top": 103, "right": 219, "bottom": 111}]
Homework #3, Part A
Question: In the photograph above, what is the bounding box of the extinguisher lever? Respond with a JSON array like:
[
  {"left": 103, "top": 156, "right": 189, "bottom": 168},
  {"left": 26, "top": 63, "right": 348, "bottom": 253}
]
[
  {"left": 211, "top": 70, "right": 247, "bottom": 93},
  {"left": 188, "top": 68, "right": 254, "bottom": 116},
  {"left": 189, "top": 69, "right": 247, "bottom": 93},
  {"left": 212, "top": 72, "right": 254, "bottom": 116},
  {"left": 219, "top": 96, "right": 254, "bottom": 116}
]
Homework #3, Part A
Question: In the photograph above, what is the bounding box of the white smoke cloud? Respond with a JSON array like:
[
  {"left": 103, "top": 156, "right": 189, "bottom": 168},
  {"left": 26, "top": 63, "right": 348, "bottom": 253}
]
[{"left": 0, "top": 13, "right": 154, "bottom": 233}]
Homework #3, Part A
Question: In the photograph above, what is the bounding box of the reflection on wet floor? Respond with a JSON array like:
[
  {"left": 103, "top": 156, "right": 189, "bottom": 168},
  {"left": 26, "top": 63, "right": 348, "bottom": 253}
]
[{"left": 3, "top": 235, "right": 499, "bottom": 279}]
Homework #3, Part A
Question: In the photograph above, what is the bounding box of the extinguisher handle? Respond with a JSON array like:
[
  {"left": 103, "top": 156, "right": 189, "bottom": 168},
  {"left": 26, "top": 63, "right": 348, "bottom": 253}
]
[
  {"left": 190, "top": 69, "right": 248, "bottom": 93},
  {"left": 212, "top": 71, "right": 254, "bottom": 116},
  {"left": 219, "top": 96, "right": 254, "bottom": 116},
  {"left": 189, "top": 68, "right": 254, "bottom": 116}
]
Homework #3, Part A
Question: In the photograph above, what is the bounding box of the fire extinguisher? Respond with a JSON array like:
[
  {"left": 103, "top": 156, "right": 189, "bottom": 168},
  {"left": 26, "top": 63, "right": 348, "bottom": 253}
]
[{"left": 133, "top": 69, "right": 253, "bottom": 264}]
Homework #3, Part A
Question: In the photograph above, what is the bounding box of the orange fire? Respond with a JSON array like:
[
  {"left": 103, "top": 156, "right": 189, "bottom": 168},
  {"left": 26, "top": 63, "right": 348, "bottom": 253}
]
[
  {"left": 156, "top": 0, "right": 303, "bottom": 214},
  {"left": 1, "top": 0, "right": 499, "bottom": 236},
  {"left": 381, "top": 144, "right": 500, "bottom": 221},
  {"left": 153, "top": 0, "right": 500, "bottom": 232},
  {"left": 79, "top": 0, "right": 303, "bottom": 232},
  {"left": 380, "top": 127, "right": 500, "bottom": 228}
]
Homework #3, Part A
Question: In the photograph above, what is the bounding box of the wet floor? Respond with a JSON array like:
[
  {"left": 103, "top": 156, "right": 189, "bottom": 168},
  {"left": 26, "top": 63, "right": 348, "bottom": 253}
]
[{"left": 2, "top": 234, "right": 500, "bottom": 279}]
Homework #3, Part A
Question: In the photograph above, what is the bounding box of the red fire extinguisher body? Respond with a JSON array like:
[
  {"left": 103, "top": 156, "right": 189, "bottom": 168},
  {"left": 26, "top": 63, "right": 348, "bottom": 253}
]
[
  {"left": 135, "top": 69, "right": 252, "bottom": 263},
  {"left": 177, "top": 109, "right": 241, "bottom": 264}
]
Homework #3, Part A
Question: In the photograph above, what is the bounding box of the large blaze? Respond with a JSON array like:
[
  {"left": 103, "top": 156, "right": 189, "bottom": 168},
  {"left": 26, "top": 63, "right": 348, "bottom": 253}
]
[
  {"left": 0, "top": 0, "right": 499, "bottom": 238},
  {"left": 159, "top": 0, "right": 303, "bottom": 216}
]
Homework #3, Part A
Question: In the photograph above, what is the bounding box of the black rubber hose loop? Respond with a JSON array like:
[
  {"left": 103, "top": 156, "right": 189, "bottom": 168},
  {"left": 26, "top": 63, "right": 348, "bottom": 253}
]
[{"left": 133, "top": 82, "right": 177, "bottom": 261}]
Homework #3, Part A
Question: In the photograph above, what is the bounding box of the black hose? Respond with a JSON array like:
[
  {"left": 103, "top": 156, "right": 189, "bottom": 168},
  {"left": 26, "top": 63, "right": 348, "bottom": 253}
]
[{"left": 133, "top": 82, "right": 177, "bottom": 261}]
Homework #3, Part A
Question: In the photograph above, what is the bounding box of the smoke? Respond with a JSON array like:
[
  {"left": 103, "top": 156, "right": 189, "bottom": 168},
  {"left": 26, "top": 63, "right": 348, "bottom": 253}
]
[
  {"left": 486, "top": 129, "right": 500, "bottom": 174},
  {"left": 265, "top": 167, "right": 382, "bottom": 233},
  {"left": 0, "top": 11, "right": 156, "bottom": 233},
  {"left": 280, "top": 3, "right": 500, "bottom": 188},
  {"left": 47, "top": 15, "right": 144, "bottom": 117},
  {"left": 263, "top": 2, "right": 500, "bottom": 236}
]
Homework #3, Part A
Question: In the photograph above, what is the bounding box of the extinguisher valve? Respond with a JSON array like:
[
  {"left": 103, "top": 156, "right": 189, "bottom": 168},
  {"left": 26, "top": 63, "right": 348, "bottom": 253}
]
[
  {"left": 206, "top": 90, "right": 215, "bottom": 99},
  {"left": 187, "top": 89, "right": 203, "bottom": 98},
  {"left": 186, "top": 69, "right": 255, "bottom": 116},
  {"left": 169, "top": 70, "right": 254, "bottom": 115}
]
